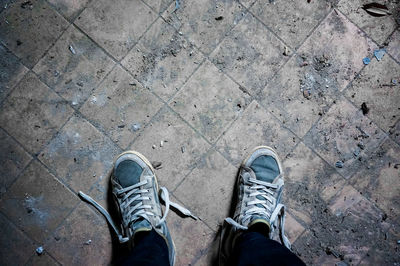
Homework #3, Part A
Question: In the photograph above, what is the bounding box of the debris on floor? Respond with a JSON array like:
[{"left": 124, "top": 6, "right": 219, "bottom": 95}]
[
  {"left": 69, "top": 45, "right": 76, "bottom": 55},
  {"left": 151, "top": 161, "right": 162, "bottom": 170},
  {"left": 36, "top": 246, "right": 44, "bottom": 255},
  {"left": 335, "top": 161, "right": 344, "bottom": 168},
  {"left": 84, "top": 239, "right": 92, "bottom": 245},
  {"left": 374, "top": 49, "right": 386, "bottom": 61},
  {"left": 361, "top": 102, "right": 370, "bottom": 115},
  {"left": 363, "top": 57, "right": 371, "bottom": 65},
  {"left": 362, "top": 3, "right": 391, "bottom": 17}
]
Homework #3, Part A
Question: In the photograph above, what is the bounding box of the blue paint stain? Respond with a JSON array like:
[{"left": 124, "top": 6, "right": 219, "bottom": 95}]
[{"left": 363, "top": 57, "right": 371, "bottom": 65}]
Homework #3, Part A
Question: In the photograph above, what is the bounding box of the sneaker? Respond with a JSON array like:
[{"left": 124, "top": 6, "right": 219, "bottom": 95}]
[
  {"left": 79, "top": 150, "right": 197, "bottom": 266},
  {"left": 219, "top": 146, "right": 291, "bottom": 264}
]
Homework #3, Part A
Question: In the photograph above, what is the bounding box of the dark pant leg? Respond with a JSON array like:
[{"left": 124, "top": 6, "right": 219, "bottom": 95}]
[
  {"left": 119, "top": 229, "right": 170, "bottom": 266},
  {"left": 230, "top": 231, "right": 306, "bottom": 266}
]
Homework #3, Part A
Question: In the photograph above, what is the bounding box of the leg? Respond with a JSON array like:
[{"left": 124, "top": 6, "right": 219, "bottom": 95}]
[
  {"left": 230, "top": 231, "right": 305, "bottom": 266},
  {"left": 219, "top": 146, "right": 305, "bottom": 265},
  {"left": 119, "top": 229, "right": 169, "bottom": 266}
]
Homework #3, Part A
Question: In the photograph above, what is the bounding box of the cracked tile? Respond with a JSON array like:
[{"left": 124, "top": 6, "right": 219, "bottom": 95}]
[
  {"left": 75, "top": 0, "right": 157, "bottom": 60},
  {"left": 283, "top": 142, "right": 345, "bottom": 225},
  {"left": 130, "top": 107, "right": 211, "bottom": 190},
  {"left": 0, "top": 128, "right": 32, "bottom": 197},
  {"left": 33, "top": 25, "right": 115, "bottom": 106},
  {"left": 0, "top": 160, "right": 78, "bottom": 243},
  {"left": 350, "top": 138, "right": 400, "bottom": 219},
  {"left": 0, "top": 0, "right": 69, "bottom": 67},
  {"left": 251, "top": 0, "right": 331, "bottom": 48},
  {"left": 303, "top": 98, "right": 386, "bottom": 178},
  {"left": 174, "top": 150, "right": 237, "bottom": 230},
  {"left": 337, "top": 0, "right": 398, "bottom": 45},
  {"left": 345, "top": 55, "right": 400, "bottom": 132},
  {"left": 0, "top": 73, "right": 74, "bottom": 154},
  {"left": 39, "top": 115, "right": 120, "bottom": 193},
  {"left": 80, "top": 65, "right": 163, "bottom": 149},
  {"left": 216, "top": 100, "right": 298, "bottom": 167},
  {"left": 162, "top": 0, "right": 246, "bottom": 55},
  {"left": 170, "top": 60, "right": 250, "bottom": 143},
  {"left": 46, "top": 203, "right": 112, "bottom": 265},
  {"left": 210, "top": 13, "right": 288, "bottom": 96},
  {"left": 122, "top": 18, "right": 204, "bottom": 101},
  {"left": 0, "top": 44, "right": 28, "bottom": 103}
]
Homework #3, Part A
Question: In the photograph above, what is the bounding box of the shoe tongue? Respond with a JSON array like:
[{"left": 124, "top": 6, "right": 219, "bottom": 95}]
[{"left": 131, "top": 218, "right": 152, "bottom": 234}]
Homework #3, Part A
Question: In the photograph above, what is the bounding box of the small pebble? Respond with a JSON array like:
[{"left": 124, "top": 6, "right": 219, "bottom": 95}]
[
  {"left": 178, "top": 31, "right": 183, "bottom": 35},
  {"left": 36, "top": 246, "right": 44, "bottom": 255},
  {"left": 84, "top": 239, "right": 92, "bottom": 245},
  {"left": 335, "top": 161, "right": 344, "bottom": 168},
  {"left": 160, "top": 140, "right": 164, "bottom": 147},
  {"left": 152, "top": 145, "right": 156, "bottom": 149},
  {"left": 131, "top": 123, "right": 141, "bottom": 132},
  {"left": 181, "top": 146, "right": 186, "bottom": 153},
  {"left": 397, "top": 240, "right": 400, "bottom": 244}
]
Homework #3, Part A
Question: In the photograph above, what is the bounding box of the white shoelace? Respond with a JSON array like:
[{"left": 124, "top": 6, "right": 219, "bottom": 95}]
[
  {"left": 225, "top": 175, "right": 291, "bottom": 249},
  {"left": 79, "top": 180, "right": 198, "bottom": 243}
]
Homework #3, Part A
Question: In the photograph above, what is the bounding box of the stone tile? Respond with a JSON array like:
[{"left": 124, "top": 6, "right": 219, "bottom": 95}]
[
  {"left": 170, "top": 60, "right": 251, "bottom": 143},
  {"left": 0, "top": 160, "right": 78, "bottom": 243},
  {"left": 174, "top": 150, "right": 237, "bottom": 230},
  {"left": 298, "top": 10, "right": 378, "bottom": 93},
  {"left": 349, "top": 138, "right": 400, "bottom": 219},
  {"left": 344, "top": 55, "right": 400, "bottom": 132},
  {"left": 251, "top": 0, "right": 331, "bottom": 48},
  {"left": 80, "top": 65, "right": 163, "bottom": 149},
  {"left": 75, "top": 0, "right": 158, "bottom": 60},
  {"left": 0, "top": 73, "right": 74, "bottom": 154},
  {"left": 387, "top": 30, "right": 400, "bottom": 62},
  {"left": 285, "top": 212, "right": 305, "bottom": 243},
  {"left": 122, "top": 18, "right": 204, "bottom": 101},
  {"left": 0, "top": 44, "right": 28, "bottom": 102},
  {"left": 0, "top": 128, "right": 31, "bottom": 197},
  {"left": 47, "top": 0, "right": 90, "bottom": 20},
  {"left": 337, "top": 0, "right": 398, "bottom": 45},
  {"left": 293, "top": 185, "right": 389, "bottom": 265},
  {"left": 46, "top": 203, "right": 112, "bottom": 265},
  {"left": 167, "top": 197, "right": 214, "bottom": 266},
  {"left": 283, "top": 142, "right": 345, "bottom": 225},
  {"left": 258, "top": 55, "right": 334, "bottom": 138},
  {"left": 130, "top": 107, "right": 211, "bottom": 190},
  {"left": 258, "top": 10, "right": 378, "bottom": 138},
  {"left": 39, "top": 115, "right": 120, "bottom": 193},
  {"left": 162, "top": 0, "right": 246, "bottom": 55},
  {"left": 0, "top": 212, "right": 36, "bottom": 266},
  {"left": 216, "top": 100, "right": 298, "bottom": 167},
  {"left": 303, "top": 97, "right": 386, "bottom": 178},
  {"left": 210, "top": 13, "right": 288, "bottom": 96},
  {"left": 142, "top": 0, "right": 173, "bottom": 14},
  {"left": 33, "top": 25, "right": 115, "bottom": 106},
  {"left": 26, "top": 252, "right": 60, "bottom": 266},
  {"left": 0, "top": 0, "right": 69, "bottom": 68}
]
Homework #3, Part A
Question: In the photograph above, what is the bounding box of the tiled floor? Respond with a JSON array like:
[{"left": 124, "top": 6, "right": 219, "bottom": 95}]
[{"left": 0, "top": 0, "right": 399, "bottom": 265}]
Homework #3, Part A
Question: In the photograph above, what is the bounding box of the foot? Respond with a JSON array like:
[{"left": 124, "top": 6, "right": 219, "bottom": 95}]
[
  {"left": 79, "top": 151, "right": 197, "bottom": 266},
  {"left": 219, "top": 146, "right": 291, "bottom": 264},
  {"left": 111, "top": 151, "right": 175, "bottom": 264}
]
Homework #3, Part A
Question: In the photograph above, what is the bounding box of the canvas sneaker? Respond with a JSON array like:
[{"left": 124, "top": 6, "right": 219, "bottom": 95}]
[
  {"left": 219, "top": 146, "right": 291, "bottom": 264},
  {"left": 79, "top": 150, "right": 197, "bottom": 266}
]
